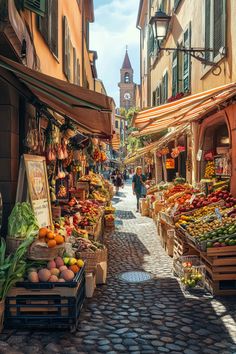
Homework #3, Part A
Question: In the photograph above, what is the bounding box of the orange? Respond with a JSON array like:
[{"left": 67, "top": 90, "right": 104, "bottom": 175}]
[
  {"left": 47, "top": 239, "right": 57, "bottom": 248},
  {"left": 47, "top": 231, "right": 55, "bottom": 240},
  {"left": 38, "top": 228, "right": 48, "bottom": 238},
  {"left": 54, "top": 235, "right": 64, "bottom": 245},
  {"left": 69, "top": 265, "right": 79, "bottom": 273}
]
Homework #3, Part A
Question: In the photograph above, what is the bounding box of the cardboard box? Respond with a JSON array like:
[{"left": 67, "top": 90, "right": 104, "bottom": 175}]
[
  {"left": 86, "top": 272, "right": 96, "bottom": 298},
  {"left": 96, "top": 261, "right": 107, "bottom": 285}
]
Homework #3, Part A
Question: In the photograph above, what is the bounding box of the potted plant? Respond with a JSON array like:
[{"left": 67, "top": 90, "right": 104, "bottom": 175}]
[{"left": 0, "top": 237, "right": 33, "bottom": 332}]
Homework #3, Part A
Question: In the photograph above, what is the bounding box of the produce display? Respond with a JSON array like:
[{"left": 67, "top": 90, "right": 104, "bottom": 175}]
[
  {"left": 204, "top": 161, "right": 215, "bottom": 179},
  {"left": 38, "top": 227, "right": 65, "bottom": 248},
  {"left": 180, "top": 261, "right": 204, "bottom": 288},
  {"left": 26, "top": 256, "right": 84, "bottom": 283}
]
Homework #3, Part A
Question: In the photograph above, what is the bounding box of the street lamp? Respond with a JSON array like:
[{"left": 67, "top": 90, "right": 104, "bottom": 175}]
[
  {"left": 149, "top": 8, "right": 171, "bottom": 41},
  {"left": 149, "top": 8, "right": 225, "bottom": 73}
]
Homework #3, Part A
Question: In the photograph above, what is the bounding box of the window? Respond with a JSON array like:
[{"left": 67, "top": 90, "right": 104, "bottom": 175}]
[
  {"left": 152, "top": 90, "right": 156, "bottom": 106},
  {"left": 172, "top": 50, "right": 178, "bottom": 96},
  {"left": 24, "top": 0, "right": 46, "bottom": 16},
  {"left": 205, "top": 0, "right": 226, "bottom": 61},
  {"left": 37, "top": 0, "right": 58, "bottom": 56},
  {"left": 156, "top": 85, "right": 160, "bottom": 106},
  {"left": 115, "top": 121, "right": 119, "bottom": 129},
  {"left": 124, "top": 72, "right": 130, "bottom": 83}
]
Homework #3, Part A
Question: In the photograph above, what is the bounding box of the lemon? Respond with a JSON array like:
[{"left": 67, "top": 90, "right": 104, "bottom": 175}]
[
  {"left": 69, "top": 258, "right": 77, "bottom": 266},
  {"left": 77, "top": 259, "right": 84, "bottom": 267}
]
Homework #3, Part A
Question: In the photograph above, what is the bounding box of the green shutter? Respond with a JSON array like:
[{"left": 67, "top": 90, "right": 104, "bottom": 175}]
[
  {"left": 183, "top": 25, "right": 191, "bottom": 93},
  {"left": 163, "top": 72, "right": 168, "bottom": 102},
  {"left": 24, "top": 0, "right": 46, "bottom": 16},
  {"left": 152, "top": 90, "right": 156, "bottom": 106},
  {"left": 148, "top": 25, "right": 154, "bottom": 56},
  {"left": 172, "top": 50, "right": 178, "bottom": 96},
  {"left": 205, "top": 0, "right": 212, "bottom": 61},
  {"left": 214, "top": 0, "right": 225, "bottom": 57}
]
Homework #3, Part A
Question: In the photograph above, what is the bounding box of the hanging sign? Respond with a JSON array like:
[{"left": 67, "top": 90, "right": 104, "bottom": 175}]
[
  {"left": 166, "top": 158, "right": 175, "bottom": 169},
  {"left": 16, "top": 155, "right": 52, "bottom": 228}
]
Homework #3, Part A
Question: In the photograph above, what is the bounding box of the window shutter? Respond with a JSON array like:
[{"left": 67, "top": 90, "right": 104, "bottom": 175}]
[
  {"left": 183, "top": 25, "right": 191, "bottom": 93},
  {"left": 77, "top": 59, "right": 81, "bottom": 86},
  {"left": 205, "top": 0, "right": 212, "bottom": 61},
  {"left": 148, "top": 25, "right": 154, "bottom": 56},
  {"left": 50, "top": 0, "right": 58, "bottom": 56},
  {"left": 152, "top": 90, "right": 156, "bottom": 106},
  {"left": 63, "top": 16, "right": 70, "bottom": 80},
  {"left": 213, "top": 0, "right": 225, "bottom": 57},
  {"left": 164, "top": 72, "right": 168, "bottom": 102},
  {"left": 172, "top": 50, "right": 178, "bottom": 96},
  {"left": 24, "top": 0, "right": 46, "bottom": 16},
  {"left": 37, "top": 0, "right": 48, "bottom": 43},
  {"left": 156, "top": 86, "right": 160, "bottom": 106}
]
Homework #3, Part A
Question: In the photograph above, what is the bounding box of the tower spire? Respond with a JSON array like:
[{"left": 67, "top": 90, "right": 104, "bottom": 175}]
[{"left": 122, "top": 47, "right": 132, "bottom": 69}]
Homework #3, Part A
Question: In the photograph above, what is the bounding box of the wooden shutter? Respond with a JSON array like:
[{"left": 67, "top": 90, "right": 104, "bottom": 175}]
[
  {"left": 172, "top": 50, "right": 178, "bottom": 96},
  {"left": 73, "top": 48, "right": 77, "bottom": 84},
  {"left": 148, "top": 25, "right": 154, "bottom": 56},
  {"left": 77, "top": 59, "right": 81, "bottom": 86},
  {"left": 213, "top": 0, "right": 225, "bottom": 57},
  {"left": 50, "top": 0, "right": 58, "bottom": 56},
  {"left": 205, "top": 0, "right": 212, "bottom": 61},
  {"left": 178, "top": 45, "right": 184, "bottom": 92},
  {"left": 63, "top": 16, "right": 70, "bottom": 80},
  {"left": 152, "top": 90, "right": 156, "bottom": 106},
  {"left": 37, "top": 0, "right": 48, "bottom": 43},
  {"left": 163, "top": 72, "right": 168, "bottom": 102},
  {"left": 156, "top": 85, "right": 160, "bottom": 106},
  {"left": 24, "top": 0, "right": 46, "bottom": 16},
  {"left": 183, "top": 25, "right": 191, "bottom": 92}
]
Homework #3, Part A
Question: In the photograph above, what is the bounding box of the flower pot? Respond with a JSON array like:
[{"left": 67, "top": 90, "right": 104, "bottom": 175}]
[{"left": 0, "top": 300, "right": 5, "bottom": 333}]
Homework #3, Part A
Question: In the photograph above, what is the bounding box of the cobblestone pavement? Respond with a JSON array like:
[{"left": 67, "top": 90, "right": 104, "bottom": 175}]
[{"left": 1, "top": 183, "right": 236, "bottom": 354}]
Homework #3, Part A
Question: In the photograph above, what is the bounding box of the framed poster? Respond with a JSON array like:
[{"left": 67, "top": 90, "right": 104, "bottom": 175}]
[
  {"left": 214, "top": 155, "right": 231, "bottom": 177},
  {"left": 16, "top": 155, "right": 52, "bottom": 228}
]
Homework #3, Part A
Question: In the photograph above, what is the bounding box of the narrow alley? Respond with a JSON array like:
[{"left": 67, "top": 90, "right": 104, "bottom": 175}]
[{"left": 1, "top": 183, "right": 236, "bottom": 354}]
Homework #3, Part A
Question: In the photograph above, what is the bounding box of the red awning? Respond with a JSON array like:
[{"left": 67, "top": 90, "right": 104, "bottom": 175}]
[{"left": 0, "top": 55, "right": 114, "bottom": 138}]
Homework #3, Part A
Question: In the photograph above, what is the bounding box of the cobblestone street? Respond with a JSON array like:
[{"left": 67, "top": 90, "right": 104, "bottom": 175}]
[{"left": 1, "top": 183, "right": 236, "bottom": 354}]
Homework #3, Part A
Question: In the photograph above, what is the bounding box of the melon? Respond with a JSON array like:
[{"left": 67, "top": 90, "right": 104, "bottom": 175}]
[
  {"left": 59, "top": 265, "right": 67, "bottom": 273},
  {"left": 48, "top": 275, "right": 58, "bottom": 282},
  {"left": 38, "top": 268, "right": 51, "bottom": 282},
  {"left": 61, "top": 269, "right": 74, "bottom": 282},
  {"left": 47, "top": 260, "right": 56, "bottom": 269},
  {"left": 28, "top": 271, "right": 39, "bottom": 283},
  {"left": 55, "top": 256, "right": 64, "bottom": 268},
  {"left": 50, "top": 268, "right": 60, "bottom": 277}
]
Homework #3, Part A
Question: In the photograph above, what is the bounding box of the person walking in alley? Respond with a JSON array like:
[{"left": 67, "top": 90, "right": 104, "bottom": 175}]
[
  {"left": 114, "top": 169, "right": 124, "bottom": 195},
  {"left": 132, "top": 166, "right": 147, "bottom": 212}
]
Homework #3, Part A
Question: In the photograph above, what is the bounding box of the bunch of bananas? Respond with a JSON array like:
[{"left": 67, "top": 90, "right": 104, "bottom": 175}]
[{"left": 204, "top": 161, "right": 215, "bottom": 179}]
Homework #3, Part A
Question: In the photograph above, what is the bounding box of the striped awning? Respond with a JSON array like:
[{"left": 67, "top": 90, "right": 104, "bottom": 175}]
[
  {"left": 124, "top": 125, "right": 190, "bottom": 164},
  {"left": 133, "top": 83, "right": 236, "bottom": 137},
  {"left": 112, "top": 133, "right": 120, "bottom": 151}
]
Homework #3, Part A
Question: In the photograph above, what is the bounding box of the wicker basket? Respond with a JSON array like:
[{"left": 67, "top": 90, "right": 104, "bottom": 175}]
[
  {"left": 6, "top": 236, "right": 26, "bottom": 254},
  {"left": 27, "top": 241, "right": 65, "bottom": 261},
  {"left": 78, "top": 248, "right": 106, "bottom": 273},
  {"left": 0, "top": 300, "right": 4, "bottom": 333}
]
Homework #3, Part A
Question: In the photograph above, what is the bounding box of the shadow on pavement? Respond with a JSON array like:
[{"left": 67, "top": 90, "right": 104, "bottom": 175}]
[{"left": 115, "top": 210, "right": 136, "bottom": 219}]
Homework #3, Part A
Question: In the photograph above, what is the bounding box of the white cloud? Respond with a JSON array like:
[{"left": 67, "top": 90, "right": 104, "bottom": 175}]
[{"left": 90, "top": 0, "right": 140, "bottom": 106}]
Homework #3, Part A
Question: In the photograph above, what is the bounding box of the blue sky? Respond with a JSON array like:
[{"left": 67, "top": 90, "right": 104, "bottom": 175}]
[{"left": 90, "top": 0, "right": 140, "bottom": 106}]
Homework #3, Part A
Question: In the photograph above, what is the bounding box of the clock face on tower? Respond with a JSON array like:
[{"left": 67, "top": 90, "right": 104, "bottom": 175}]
[{"left": 124, "top": 92, "right": 131, "bottom": 100}]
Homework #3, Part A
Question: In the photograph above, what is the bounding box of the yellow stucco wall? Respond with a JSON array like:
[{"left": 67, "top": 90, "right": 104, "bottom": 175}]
[
  {"left": 149, "top": 0, "right": 236, "bottom": 100},
  {"left": 23, "top": 1, "right": 94, "bottom": 87}
]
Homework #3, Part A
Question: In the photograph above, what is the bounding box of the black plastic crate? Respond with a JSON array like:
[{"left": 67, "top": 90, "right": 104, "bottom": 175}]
[
  {"left": 16, "top": 265, "right": 85, "bottom": 289},
  {"left": 4, "top": 270, "right": 85, "bottom": 330}
]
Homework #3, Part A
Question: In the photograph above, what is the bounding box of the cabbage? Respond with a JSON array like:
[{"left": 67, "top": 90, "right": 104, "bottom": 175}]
[{"left": 8, "top": 202, "right": 39, "bottom": 238}]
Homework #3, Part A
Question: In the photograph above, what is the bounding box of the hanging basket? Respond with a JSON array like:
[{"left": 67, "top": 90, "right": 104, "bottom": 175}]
[{"left": 0, "top": 300, "right": 5, "bottom": 333}]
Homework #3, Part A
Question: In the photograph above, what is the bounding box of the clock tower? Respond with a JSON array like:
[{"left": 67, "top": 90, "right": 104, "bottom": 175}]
[{"left": 118, "top": 48, "right": 136, "bottom": 110}]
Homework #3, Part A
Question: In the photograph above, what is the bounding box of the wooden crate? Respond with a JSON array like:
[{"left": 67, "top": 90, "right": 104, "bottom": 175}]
[
  {"left": 173, "top": 230, "right": 198, "bottom": 259},
  {"left": 5, "top": 276, "right": 85, "bottom": 330},
  {"left": 200, "top": 246, "right": 236, "bottom": 296}
]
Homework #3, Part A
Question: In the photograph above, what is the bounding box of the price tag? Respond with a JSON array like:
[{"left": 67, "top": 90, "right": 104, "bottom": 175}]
[
  {"left": 189, "top": 194, "right": 196, "bottom": 204},
  {"left": 215, "top": 208, "right": 222, "bottom": 223}
]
